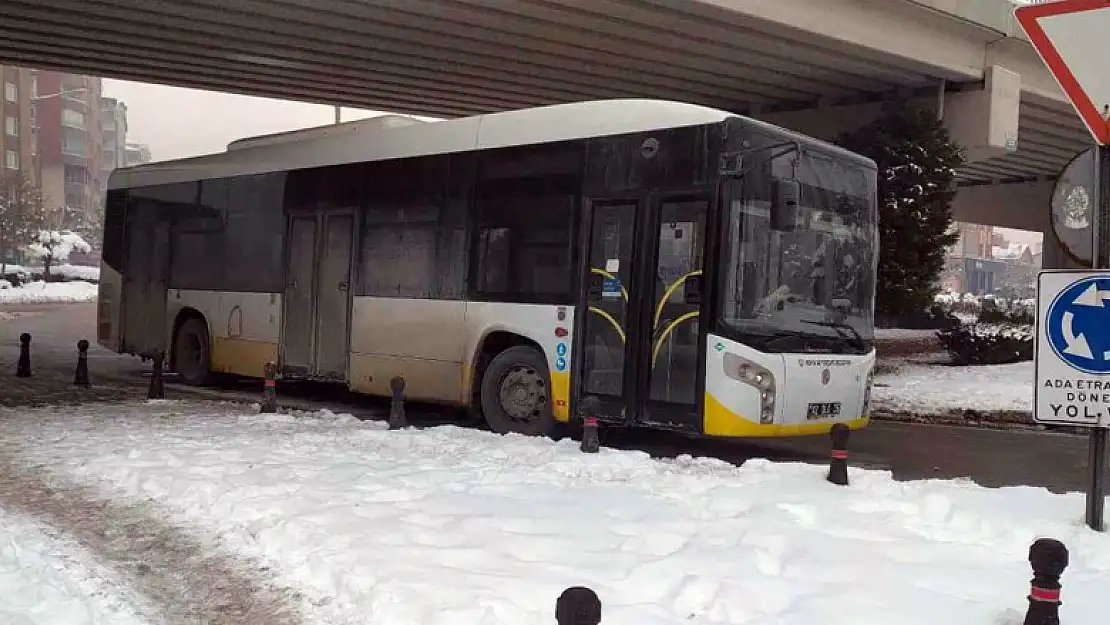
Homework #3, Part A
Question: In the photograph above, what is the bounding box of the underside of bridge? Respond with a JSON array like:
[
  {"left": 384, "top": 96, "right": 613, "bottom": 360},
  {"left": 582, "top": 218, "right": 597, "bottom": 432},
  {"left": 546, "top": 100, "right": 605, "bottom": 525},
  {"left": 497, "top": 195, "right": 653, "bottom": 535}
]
[{"left": 0, "top": 0, "right": 1094, "bottom": 237}]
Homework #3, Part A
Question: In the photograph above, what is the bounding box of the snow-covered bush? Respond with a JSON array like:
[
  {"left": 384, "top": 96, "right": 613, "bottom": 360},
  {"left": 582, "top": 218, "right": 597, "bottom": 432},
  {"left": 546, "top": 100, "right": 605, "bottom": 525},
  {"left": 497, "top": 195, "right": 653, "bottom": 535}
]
[
  {"left": 936, "top": 322, "right": 1033, "bottom": 366},
  {"left": 932, "top": 291, "right": 1035, "bottom": 325},
  {"left": 24, "top": 230, "right": 91, "bottom": 282},
  {"left": 932, "top": 291, "right": 1034, "bottom": 365}
]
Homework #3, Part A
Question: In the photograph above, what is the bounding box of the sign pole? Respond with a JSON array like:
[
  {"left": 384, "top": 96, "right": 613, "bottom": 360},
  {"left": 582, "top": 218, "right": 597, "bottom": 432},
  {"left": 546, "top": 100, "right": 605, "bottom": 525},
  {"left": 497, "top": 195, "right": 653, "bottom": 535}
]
[
  {"left": 1089, "top": 143, "right": 1110, "bottom": 532},
  {"left": 1016, "top": 0, "right": 1110, "bottom": 533}
]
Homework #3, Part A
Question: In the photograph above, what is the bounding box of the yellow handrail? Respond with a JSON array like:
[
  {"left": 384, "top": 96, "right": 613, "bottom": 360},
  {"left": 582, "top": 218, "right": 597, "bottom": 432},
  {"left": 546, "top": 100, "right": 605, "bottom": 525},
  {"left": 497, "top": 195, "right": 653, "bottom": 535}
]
[
  {"left": 652, "top": 311, "right": 699, "bottom": 365},
  {"left": 588, "top": 306, "right": 626, "bottom": 343},
  {"left": 653, "top": 269, "right": 702, "bottom": 329}
]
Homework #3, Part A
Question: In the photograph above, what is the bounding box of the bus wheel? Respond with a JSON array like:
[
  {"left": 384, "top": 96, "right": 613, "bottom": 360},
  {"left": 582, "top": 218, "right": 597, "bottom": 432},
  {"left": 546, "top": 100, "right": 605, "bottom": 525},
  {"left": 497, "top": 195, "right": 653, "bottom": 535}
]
[
  {"left": 173, "top": 317, "right": 212, "bottom": 386},
  {"left": 480, "top": 345, "right": 555, "bottom": 437}
]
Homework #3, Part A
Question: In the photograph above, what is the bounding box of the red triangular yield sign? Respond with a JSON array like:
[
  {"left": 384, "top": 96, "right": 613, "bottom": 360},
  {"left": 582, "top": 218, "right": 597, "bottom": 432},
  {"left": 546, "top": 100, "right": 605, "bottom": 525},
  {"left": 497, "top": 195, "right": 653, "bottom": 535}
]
[{"left": 1016, "top": 0, "right": 1110, "bottom": 145}]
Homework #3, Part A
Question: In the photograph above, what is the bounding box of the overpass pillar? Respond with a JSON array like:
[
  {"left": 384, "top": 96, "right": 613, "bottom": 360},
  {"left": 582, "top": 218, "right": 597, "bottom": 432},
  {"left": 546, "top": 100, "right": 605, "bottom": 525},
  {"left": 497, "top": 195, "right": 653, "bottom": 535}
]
[{"left": 944, "top": 65, "right": 1022, "bottom": 163}]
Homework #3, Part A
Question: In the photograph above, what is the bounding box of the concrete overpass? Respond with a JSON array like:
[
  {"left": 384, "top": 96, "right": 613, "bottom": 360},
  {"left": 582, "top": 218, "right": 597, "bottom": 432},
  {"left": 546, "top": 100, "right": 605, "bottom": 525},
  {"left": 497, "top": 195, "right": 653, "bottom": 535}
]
[{"left": 0, "top": 0, "right": 1089, "bottom": 261}]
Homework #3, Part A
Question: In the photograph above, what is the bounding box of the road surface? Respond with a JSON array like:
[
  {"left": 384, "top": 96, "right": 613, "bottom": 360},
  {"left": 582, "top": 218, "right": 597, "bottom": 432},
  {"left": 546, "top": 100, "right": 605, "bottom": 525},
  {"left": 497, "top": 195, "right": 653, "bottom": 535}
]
[{"left": 2, "top": 301, "right": 1106, "bottom": 494}]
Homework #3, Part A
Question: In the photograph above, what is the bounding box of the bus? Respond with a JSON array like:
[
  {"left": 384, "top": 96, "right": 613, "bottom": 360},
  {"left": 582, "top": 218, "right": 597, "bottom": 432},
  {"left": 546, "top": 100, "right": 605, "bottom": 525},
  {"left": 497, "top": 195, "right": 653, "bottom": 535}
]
[{"left": 98, "top": 99, "right": 878, "bottom": 439}]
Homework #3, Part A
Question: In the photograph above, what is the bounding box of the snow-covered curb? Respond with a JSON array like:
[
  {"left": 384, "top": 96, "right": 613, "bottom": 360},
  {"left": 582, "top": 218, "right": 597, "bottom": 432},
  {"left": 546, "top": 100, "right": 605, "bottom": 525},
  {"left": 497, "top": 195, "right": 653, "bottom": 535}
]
[{"left": 871, "top": 359, "right": 1044, "bottom": 431}]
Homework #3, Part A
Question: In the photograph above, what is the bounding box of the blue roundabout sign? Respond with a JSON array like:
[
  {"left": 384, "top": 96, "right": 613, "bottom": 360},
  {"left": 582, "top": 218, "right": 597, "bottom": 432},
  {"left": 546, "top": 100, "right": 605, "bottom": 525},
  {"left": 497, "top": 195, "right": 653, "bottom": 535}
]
[{"left": 1045, "top": 275, "right": 1110, "bottom": 375}]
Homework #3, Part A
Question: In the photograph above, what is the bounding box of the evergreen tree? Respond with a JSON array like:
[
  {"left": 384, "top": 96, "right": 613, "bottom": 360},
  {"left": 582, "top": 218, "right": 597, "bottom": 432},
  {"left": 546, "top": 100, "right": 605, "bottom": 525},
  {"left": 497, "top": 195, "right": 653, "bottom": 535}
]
[
  {"left": 0, "top": 172, "right": 49, "bottom": 274},
  {"left": 837, "top": 102, "right": 965, "bottom": 317}
]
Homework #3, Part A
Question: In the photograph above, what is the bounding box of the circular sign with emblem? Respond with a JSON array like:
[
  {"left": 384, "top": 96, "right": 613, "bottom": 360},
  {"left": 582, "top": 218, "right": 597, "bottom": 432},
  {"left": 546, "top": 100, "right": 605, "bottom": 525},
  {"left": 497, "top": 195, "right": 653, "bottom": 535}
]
[{"left": 1051, "top": 148, "right": 1096, "bottom": 267}]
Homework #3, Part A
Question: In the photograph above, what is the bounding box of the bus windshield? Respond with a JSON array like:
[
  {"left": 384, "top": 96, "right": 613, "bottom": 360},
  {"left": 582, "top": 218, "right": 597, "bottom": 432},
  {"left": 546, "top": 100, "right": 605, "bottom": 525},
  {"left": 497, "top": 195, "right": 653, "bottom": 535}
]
[{"left": 719, "top": 146, "right": 877, "bottom": 355}]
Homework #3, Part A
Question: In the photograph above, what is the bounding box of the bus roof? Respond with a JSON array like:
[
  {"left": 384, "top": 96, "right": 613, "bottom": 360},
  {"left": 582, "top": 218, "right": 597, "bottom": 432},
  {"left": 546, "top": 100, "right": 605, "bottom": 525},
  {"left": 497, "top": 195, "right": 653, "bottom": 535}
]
[
  {"left": 110, "top": 99, "right": 734, "bottom": 189},
  {"left": 108, "top": 98, "right": 873, "bottom": 189}
]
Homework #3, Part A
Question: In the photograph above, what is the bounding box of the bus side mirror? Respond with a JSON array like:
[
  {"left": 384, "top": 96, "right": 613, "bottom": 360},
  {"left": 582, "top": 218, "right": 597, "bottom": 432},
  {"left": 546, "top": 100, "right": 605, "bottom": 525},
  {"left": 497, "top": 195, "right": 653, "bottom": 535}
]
[{"left": 771, "top": 178, "right": 800, "bottom": 231}]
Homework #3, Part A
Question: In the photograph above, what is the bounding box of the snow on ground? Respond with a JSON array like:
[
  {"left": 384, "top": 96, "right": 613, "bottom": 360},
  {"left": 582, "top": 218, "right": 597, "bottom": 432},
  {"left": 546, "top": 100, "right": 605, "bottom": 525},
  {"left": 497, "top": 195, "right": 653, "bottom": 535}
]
[
  {"left": 0, "top": 507, "right": 148, "bottom": 625},
  {"left": 0, "top": 280, "right": 98, "bottom": 305},
  {"left": 3, "top": 400, "right": 1106, "bottom": 625},
  {"left": 874, "top": 361, "right": 1033, "bottom": 413}
]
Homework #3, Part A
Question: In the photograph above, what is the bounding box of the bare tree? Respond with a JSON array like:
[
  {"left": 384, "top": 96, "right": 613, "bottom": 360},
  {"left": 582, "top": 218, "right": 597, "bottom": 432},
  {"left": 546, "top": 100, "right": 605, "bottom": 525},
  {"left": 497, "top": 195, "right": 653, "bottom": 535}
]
[{"left": 0, "top": 172, "right": 49, "bottom": 275}]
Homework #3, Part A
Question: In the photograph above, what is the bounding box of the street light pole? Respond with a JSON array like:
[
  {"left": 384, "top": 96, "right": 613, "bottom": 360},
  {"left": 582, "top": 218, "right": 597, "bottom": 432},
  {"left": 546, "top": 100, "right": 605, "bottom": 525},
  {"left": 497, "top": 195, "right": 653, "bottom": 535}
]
[{"left": 334, "top": 105, "right": 341, "bottom": 125}]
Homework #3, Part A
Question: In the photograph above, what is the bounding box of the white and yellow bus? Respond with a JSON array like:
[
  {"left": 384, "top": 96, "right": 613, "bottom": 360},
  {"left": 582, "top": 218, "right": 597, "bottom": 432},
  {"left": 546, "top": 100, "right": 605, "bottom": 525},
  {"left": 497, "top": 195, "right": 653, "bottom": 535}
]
[{"left": 98, "top": 99, "right": 878, "bottom": 439}]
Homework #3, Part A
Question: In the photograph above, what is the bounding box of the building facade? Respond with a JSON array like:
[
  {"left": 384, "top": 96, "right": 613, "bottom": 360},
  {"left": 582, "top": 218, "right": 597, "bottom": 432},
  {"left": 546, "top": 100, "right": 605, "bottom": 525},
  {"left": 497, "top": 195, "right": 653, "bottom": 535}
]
[
  {"left": 124, "top": 141, "right": 151, "bottom": 166},
  {"left": 1, "top": 66, "right": 35, "bottom": 184},
  {"left": 942, "top": 222, "right": 1008, "bottom": 295},
  {"left": 1, "top": 66, "right": 123, "bottom": 231},
  {"left": 100, "top": 96, "right": 128, "bottom": 180},
  {"left": 32, "top": 70, "right": 105, "bottom": 229}
]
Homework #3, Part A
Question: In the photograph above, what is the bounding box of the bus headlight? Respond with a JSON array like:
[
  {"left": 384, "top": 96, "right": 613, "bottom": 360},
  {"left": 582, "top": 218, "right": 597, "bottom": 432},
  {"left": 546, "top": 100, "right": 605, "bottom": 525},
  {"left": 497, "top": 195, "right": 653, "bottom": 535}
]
[
  {"left": 722, "top": 352, "right": 776, "bottom": 424},
  {"left": 862, "top": 368, "right": 875, "bottom": 417}
]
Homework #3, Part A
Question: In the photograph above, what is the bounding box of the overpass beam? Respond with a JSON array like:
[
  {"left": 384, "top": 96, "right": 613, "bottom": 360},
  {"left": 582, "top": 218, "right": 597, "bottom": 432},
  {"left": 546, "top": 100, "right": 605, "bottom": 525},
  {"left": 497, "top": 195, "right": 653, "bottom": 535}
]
[{"left": 951, "top": 179, "right": 1051, "bottom": 232}]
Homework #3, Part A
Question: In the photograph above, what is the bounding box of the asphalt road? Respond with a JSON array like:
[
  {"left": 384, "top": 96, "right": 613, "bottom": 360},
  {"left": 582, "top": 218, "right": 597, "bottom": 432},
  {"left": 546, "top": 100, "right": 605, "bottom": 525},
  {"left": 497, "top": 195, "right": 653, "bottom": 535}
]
[{"left": 2, "top": 301, "right": 1107, "bottom": 495}]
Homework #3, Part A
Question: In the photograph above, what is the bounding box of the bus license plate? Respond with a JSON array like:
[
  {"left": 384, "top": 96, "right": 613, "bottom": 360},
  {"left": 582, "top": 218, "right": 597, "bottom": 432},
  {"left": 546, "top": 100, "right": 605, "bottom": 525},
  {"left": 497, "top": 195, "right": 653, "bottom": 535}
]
[{"left": 806, "top": 402, "right": 841, "bottom": 420}]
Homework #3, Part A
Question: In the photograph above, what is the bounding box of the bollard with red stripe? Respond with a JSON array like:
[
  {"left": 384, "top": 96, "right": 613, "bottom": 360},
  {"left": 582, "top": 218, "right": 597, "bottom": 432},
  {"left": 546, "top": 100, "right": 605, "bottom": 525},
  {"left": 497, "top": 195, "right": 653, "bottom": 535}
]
[
  {"left": 580, "top": 416, "right": 600, "bottom": 454},
  {"left": 1023, "top": 538, "right": 1068, "bottom": 625},
  {"left": 261, "top": 361, "right": 278, "bottom": 413},
  {"left": 827, "top": 422, "right": 850, "bottom": 486},
  {"left": 577, "top": 395, "right": 602, "bottom": 454},
  {"left": 556, "top": 586, "right": 601, "bottom": 625}
]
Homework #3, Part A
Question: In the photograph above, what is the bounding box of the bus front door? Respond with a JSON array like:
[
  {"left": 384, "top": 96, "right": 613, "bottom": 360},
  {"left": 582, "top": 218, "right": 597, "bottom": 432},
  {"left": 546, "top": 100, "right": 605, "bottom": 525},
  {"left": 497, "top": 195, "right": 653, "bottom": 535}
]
[
  {"left": 575, "top": 193, "right": 709, "bottom": 432},
  {"left": 281, "top": 211, "right": 355, "bottom": 380}
]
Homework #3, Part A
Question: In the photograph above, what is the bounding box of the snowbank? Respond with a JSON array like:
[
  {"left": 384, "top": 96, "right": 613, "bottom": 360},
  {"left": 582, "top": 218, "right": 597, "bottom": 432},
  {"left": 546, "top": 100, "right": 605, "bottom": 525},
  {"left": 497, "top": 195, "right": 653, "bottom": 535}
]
[
  {"left": 875, "top": 328, "right": 939, "bottom": 340},
  {"left": 0, "top": 507, "right": 147, "bottom": 625},
  {"left": 3, "top": 401, "right": 1106, "bottom": 625},
  {"left": 874, "top": 361, "right": 1033, "bottom": 414},
  {"left": 52, "top": 264, "right": 100, "bottom": 282},
  {"left": 1, "top": 263, "right": 99, "bottom": 282},
  {"left": 0, "top": 280, "right": 98, "bottom": 305}
]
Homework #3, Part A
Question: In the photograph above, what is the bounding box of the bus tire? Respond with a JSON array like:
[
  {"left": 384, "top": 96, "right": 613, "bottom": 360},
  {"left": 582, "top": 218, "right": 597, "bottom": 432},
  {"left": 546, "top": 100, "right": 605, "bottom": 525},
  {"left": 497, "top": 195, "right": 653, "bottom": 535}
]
[
  {"left": 480, "top": 345, "right": 555, "bottom": 437},
  {"left": 173, "top": 317, "right": 212, "bottom": 386}
]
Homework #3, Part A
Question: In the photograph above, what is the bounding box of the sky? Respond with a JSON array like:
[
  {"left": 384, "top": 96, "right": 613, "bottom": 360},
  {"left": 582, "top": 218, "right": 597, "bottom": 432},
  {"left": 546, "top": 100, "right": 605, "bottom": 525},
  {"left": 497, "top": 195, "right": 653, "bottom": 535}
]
[
  {"left": 102, "top": 78, "right": 398, "bottom": 161},
  {"left": 101, "top": 79, "right": 1043, "bottom": 245}
]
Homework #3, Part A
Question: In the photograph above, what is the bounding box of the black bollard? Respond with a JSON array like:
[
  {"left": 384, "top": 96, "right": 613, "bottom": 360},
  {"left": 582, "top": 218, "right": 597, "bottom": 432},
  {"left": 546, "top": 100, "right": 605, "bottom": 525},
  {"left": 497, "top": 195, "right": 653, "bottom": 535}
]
[
  {"left": 16, "top": 332, "right": 31, "bottom": 377},
  {"left": 74, "top": 339, "right": 90, "bottom": 387},
  {"left": 1023, "top": 538, "right": 1068, "bottom": 625},
  {"left": 827, "top": 423, "right": 850, "bottom": 486},
  {"left": 260, "top": 361, "right": 278, "bottom": 413},
  {"left": 555, "top": 586, "right": 602, "bottom": 625},
  {"left": 147, "top": 350, "right": 165, "bottom": 400},
  {"left": 388, "top": 376, "right": 407, "bottom": 430}
]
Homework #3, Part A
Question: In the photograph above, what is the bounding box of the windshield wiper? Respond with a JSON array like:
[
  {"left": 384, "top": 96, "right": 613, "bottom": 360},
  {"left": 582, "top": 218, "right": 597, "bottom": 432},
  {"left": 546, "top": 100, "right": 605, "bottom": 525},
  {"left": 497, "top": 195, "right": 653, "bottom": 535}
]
[
  {"left": 801, "top": 319, "right": 867, "bottom": 351},
  {"left": 756, "top": 330, "right": 838, "bottom": 353}
]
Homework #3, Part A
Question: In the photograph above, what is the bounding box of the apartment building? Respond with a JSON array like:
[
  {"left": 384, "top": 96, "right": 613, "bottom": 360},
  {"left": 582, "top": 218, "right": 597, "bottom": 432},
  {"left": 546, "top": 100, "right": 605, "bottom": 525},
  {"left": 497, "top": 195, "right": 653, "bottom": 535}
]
[
  {"left": 1, "top": 66, "right": 109, "bottom": 229},
  {"left": 101, "top": 96, "right": 128, "bottom": 180}
]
